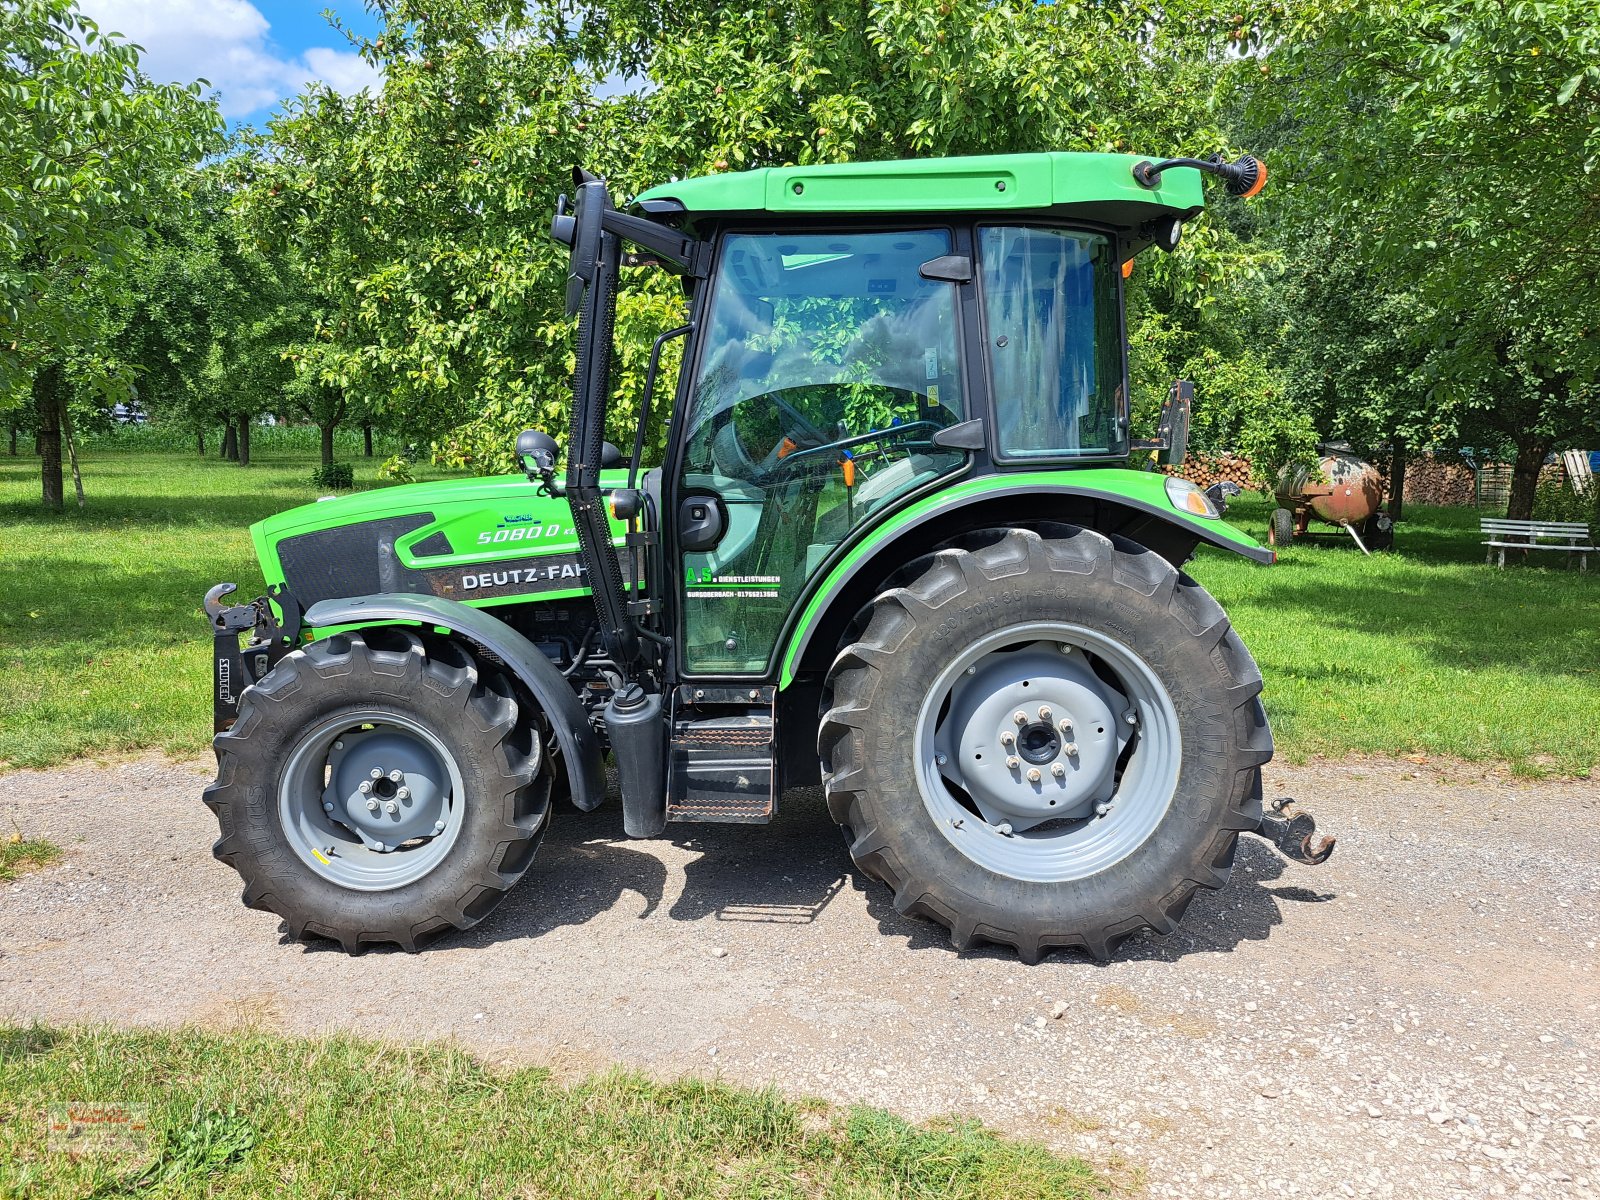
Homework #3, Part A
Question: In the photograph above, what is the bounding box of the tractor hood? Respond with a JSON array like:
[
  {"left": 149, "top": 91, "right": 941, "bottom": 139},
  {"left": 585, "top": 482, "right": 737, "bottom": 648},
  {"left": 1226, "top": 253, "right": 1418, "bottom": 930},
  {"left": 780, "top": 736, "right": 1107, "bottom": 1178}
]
[{"left": 250, "top": 473, "right": 629, "bottom": 612}]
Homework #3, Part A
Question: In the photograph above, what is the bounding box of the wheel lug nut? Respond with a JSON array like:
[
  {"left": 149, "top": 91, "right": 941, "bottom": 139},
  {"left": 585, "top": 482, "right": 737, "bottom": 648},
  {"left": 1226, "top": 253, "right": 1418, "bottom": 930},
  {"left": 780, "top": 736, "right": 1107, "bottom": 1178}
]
[
  {"left": 1124, "top": 710, "right": 1139, "bottom": 726},
  {"left": 1026, "top": 767, "right": 1041, "bottom": 783},
  {"left": 1057, "top": 718, "right": 1073, "bottom": 734},
  {"left": 432, "top": 820, "right": 445, "bottom": 834},
  {"left": 396, "top": 786, "right": 410, "bottom": 801},
  {"left": 1013, "top": 711, "right": 1027, "bottom": 726},
  {"left": 322, "top": 801, "right": 334, "bottom": 812},
  {"left": 384, "top": 801, "right": 398, "bottom": 815},
  {"left": 369, "top": 768, "right": 383, "bottom": 780},
  {"left": 358, "top": 781, "right": 372, "bottom": 794},
  {"left": 1038, "top": 706, "right": 1052, "bottom": 721},
  {"left": 1006, "top": 755, "right": 1020, "bottom": 770},
  {"left": 388, "top": 769, "right": 404, "bottom": 782},
  {"left": 1052, "top": 763, "right": 1066, "bottom": 778},
  {"left": 1095, "top": 802, "right": 1111, "bottom": 816},
  {"left": 935, "top": 753, "right": 948, "bottom": 766},
  {"left": 332, "top": 740, "right": 344, "bottom": 750},
  {"left": 1065, "top": 742, "right": 1079, "bottom": 757},
  {"left": 367, "top": 799, "right": 379, "bottom": 812},
  {"left": 1000, "top": 731, "right": 1015, "bottom": 746},
  {"left": 1058, "top": 643, "right": 1073, "bottom": 654}
]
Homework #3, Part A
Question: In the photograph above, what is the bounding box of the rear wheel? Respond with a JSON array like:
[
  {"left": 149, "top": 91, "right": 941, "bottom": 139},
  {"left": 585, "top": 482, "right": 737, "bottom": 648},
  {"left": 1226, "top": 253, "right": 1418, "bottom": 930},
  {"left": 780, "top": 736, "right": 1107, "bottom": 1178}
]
[
  {"left": 204, "top": 629, "right": 550, "bottom": 953},
  {"left": 819, "top": 527, "right": 1271, "bottom": 962}
]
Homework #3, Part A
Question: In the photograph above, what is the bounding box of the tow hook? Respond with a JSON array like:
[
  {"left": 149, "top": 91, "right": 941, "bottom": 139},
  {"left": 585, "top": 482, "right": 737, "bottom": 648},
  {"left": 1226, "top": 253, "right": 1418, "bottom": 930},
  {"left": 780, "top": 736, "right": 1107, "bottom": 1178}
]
[{"left": 1251, "top": 797, "right": 1336, "bottom": 865}]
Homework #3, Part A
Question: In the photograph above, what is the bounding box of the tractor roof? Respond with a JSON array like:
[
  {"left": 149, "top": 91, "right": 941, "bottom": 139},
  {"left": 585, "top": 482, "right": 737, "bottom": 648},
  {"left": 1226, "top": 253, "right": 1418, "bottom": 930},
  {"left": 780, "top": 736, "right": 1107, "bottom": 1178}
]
[{"left": 632, "top": 151, "right": 1204, "bottom": 229}]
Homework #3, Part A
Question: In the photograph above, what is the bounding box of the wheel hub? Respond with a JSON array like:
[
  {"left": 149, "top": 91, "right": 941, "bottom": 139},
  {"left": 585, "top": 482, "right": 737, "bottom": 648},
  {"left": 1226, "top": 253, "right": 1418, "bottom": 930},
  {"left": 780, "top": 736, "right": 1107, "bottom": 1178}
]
[
  {"left": 935, "top": 641, "right": 1130, "bottom": 831},
  {"left": 324, "top": 729, "right": 449, "bottom": 852}
]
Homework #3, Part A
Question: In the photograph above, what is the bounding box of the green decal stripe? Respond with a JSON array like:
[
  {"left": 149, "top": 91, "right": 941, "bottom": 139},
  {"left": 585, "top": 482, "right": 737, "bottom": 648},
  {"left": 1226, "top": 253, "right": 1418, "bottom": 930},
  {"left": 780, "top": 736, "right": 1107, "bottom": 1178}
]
[{"left": 776, "top": 470, "right": 1266, "bottom": 689}]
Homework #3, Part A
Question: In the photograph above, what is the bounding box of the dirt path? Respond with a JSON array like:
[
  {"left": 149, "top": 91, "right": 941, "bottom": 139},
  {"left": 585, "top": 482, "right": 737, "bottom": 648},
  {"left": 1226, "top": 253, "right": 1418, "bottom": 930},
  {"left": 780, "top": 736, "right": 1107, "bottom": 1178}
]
[{"left": 2, "top": 754, "right": 1596, "bottom": 1198}]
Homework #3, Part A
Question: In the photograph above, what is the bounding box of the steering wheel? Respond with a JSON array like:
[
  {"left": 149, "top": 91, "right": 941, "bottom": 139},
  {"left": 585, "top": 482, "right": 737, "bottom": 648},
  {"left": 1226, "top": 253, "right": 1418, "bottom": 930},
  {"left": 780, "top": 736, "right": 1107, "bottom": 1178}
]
[{"left": 707, "top": 388, "right": 833, "bottom": 485}]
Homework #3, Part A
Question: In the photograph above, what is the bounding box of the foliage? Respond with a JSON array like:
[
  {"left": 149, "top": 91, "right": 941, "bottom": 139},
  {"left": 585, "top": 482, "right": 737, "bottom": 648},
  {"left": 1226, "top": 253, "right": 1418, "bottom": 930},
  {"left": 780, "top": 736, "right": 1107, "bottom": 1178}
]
[
  {"left": 310, "top": 462, "right": 355, "bottom": 490},
  {"left": 1532, "top": 478, "right": 1600, "bottom": 539},
  {"left": 0, "top": 0, "right": 220, "bottom": 396},
  {"left": 1239, "top": 0, "right": 1600, "bottom": 517}
]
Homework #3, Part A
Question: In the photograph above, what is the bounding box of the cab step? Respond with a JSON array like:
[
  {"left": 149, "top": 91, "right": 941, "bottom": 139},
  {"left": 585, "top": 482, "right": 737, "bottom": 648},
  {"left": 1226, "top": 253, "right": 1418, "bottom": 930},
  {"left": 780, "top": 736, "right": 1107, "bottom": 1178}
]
[{"left": 666, "top": 685, "right": 776, "bottom": 824}]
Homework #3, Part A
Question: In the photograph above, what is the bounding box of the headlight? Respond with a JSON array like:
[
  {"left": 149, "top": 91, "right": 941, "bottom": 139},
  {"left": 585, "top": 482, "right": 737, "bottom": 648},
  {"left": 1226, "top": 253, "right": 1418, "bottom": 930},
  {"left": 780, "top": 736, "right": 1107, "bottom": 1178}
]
[{"left": 1164, "top": 476, "right": 1220, "bottom": 519}]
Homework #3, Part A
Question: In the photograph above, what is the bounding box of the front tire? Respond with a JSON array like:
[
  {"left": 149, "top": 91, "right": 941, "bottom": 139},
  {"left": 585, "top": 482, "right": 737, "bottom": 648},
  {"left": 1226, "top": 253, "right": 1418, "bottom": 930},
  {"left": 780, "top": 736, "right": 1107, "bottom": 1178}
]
[
  {"left": 204, "top": 628, "right": 550, "bottom": 953},
  {"left": 819, "top": 527, "right": 1271, "bottom": 962}
]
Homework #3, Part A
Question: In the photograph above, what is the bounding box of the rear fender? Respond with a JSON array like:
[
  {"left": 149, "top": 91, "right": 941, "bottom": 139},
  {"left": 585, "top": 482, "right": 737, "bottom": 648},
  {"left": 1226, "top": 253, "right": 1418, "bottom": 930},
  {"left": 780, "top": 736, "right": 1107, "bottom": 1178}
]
[
  {"left": 301, "top": 593, "right": 606, "bottom": 811},
  {"left": 778, "top": 471, "right": 1271, "bottom": 689}
]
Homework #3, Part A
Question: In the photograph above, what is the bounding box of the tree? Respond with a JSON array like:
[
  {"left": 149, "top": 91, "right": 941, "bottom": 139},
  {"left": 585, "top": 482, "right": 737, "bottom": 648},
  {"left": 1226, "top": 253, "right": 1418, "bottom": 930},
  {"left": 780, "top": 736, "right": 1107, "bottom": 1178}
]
[
  {"left": 0, "top": 0, "right": 220, "bottom": 508},
  {"left": 1242, "top": 0, "right": 1600, "bottom": 518}
]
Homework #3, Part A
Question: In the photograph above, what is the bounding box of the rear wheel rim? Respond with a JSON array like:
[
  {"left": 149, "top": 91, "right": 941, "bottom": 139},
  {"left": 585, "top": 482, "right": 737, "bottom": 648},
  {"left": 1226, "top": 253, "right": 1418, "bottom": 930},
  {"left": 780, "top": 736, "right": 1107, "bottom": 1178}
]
[
  {"left": 913, "top": 620, "right": 1181, "bottom": 883},
  {"left": 278, "top": 708, "right": 467, "bottom": 891}
]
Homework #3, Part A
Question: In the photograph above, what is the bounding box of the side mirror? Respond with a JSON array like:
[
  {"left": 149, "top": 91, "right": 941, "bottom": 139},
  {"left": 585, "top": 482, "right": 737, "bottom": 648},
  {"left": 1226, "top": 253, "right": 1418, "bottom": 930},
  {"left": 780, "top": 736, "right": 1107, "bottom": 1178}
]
[
  {"left": 516, "top": 429, "right": 559, "bottom": 487},
  {"left": 1130, "top": 380, "right": 1193, "bottom": 468},
  {"left": 600, "top": 441, "right": 624, "bottom": 469},
  {"left": 1158, "top": 380, "right": 1192, "bottom": 468}
]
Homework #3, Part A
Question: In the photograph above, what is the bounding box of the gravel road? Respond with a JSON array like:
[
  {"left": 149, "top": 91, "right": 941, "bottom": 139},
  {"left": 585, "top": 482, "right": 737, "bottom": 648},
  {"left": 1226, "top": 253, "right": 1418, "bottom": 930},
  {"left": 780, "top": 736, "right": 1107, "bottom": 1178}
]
[{"left": 2, "top": 753, "right": 1596, "bottom": 1198}]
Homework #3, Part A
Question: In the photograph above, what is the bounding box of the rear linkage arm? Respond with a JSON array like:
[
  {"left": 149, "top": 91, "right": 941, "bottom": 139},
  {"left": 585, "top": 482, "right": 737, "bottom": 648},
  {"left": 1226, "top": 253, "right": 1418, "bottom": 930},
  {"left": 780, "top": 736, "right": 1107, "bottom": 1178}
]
[
  {"left": 1249, "top": 797, "right": 1336, "bottom": 866},
  {"left": 203, "top": 582, "right": 303, "bottom": 732}
]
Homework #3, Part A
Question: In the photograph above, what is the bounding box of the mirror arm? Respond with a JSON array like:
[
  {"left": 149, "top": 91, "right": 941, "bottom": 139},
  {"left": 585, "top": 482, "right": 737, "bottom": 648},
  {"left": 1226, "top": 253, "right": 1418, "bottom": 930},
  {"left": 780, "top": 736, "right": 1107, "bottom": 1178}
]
[{"left": 630, "top": 323, "right": 693, "bottom": 490}]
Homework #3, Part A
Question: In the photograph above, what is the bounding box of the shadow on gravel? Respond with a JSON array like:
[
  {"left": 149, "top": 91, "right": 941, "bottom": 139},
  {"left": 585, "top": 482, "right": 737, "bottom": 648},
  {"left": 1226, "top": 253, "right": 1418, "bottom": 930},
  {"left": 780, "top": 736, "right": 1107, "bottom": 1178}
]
[{"left": 291, "top": 787, "right": 1339, "bottom": 959}]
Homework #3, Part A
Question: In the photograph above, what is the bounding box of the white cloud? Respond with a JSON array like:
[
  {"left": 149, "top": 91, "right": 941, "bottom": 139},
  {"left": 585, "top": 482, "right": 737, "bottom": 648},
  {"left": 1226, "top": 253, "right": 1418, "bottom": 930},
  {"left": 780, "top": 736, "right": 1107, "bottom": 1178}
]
[{"left": 78, "top": 0, "right": 382, "bottom": 119}]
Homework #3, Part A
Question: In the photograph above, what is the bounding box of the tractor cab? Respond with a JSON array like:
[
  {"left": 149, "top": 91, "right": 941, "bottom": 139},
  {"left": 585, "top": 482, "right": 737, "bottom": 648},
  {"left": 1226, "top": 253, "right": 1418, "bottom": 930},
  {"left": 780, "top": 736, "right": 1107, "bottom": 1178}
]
[{"left": 544, "top": 151, "right": 1259, "bottom": 685}]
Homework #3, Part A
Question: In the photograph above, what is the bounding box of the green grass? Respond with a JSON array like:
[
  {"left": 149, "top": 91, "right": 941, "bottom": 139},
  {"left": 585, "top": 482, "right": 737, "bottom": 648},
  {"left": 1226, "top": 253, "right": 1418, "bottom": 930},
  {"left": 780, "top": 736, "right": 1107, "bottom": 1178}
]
[
  {"left": 0, "top": 1026, "right": 1111, "bottom": 1199},
  {"left": 1187, "top": 495, "right": 1599, "bottom": 776},
  {"left": 0, "top": 440, "right": 465, "bottom": 770},
  {"left": 0, "top": 838, "right": 61, "bottom": 883},
  {"left": 1, "top": 445, "right": 1595, "bottom": 776}
]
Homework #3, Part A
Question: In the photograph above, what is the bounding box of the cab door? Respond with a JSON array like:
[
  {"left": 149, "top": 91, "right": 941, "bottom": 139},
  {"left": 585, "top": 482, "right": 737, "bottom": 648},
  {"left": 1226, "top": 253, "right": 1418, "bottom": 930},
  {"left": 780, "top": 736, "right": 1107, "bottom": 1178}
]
[{"left": 672, "top": 227, "right": 973, "bottom": 675}]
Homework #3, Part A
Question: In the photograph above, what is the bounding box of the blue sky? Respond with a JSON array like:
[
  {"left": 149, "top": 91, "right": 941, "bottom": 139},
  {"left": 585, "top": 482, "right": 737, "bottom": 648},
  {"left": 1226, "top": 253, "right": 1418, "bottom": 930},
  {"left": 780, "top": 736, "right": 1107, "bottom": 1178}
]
[{"left": 76, "top": 1, "right": 385, "bottom": 124}]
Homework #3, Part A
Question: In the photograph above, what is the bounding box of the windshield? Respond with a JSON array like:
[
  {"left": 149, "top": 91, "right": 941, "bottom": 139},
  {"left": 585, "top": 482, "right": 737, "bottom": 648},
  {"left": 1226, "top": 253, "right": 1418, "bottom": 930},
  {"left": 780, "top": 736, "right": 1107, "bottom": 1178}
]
[{"left": 979, "top": 226, "right": 1125, "bottom": 459}]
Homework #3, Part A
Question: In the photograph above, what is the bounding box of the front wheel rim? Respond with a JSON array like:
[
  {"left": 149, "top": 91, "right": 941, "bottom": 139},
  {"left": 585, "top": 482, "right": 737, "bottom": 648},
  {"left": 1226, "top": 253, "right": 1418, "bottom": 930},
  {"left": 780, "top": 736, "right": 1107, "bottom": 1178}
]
[
  {"left": 913, "top": 620, "right": 1181, "bottom": 883},
  {"left": 278, "top": 709, "right": 467, "bottom": 891}
]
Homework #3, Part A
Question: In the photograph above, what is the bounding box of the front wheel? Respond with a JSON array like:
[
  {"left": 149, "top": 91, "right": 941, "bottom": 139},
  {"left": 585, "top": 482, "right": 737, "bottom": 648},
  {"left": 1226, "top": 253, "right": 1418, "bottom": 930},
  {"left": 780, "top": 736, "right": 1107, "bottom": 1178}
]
[
  {"left": 204, "top": 628, "right": 550, "bottom": 953},
  {"left": 819, "top": 527, "right": 1271, "bottom": 962}
]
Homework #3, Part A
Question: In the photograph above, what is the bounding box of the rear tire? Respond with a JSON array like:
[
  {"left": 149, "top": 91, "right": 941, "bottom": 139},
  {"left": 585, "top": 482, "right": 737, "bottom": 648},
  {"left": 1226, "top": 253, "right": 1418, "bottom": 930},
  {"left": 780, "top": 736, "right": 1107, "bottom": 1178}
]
[
  {"left": 204, "top": 629, "right": 550, "bottom": 953},
  {"left": 819, "top": 527, "right": 1271, "bottom": 962}
]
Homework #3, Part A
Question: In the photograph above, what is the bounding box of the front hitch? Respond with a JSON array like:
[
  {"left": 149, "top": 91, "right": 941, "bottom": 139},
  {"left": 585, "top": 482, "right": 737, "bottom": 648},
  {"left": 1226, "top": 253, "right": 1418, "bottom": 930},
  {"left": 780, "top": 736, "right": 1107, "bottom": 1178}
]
[
  {"left": 204, "top": 583, "right": 302, "bottom": 732},
  {"left": 1250, "top": 797, "right": 1336, "bottom": 865}
]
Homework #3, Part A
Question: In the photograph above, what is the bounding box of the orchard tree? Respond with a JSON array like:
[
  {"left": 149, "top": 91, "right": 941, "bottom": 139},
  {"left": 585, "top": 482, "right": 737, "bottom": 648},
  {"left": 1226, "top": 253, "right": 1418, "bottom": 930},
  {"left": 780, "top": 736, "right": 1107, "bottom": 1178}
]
[
  {"left": 0, "top": 0, "right": 220, "bottom": 508},
  {"left": 1243, "top": 0, "right": 1600, "bottom": 518}
]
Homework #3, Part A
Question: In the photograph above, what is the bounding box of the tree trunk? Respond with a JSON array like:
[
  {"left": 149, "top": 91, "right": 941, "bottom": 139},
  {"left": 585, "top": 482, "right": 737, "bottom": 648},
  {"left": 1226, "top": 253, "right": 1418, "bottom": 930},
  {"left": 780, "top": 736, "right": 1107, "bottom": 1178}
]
[
  {"left": 60, "top": 398, "right": 85, "bottom": 508},
  {"left": 196, "top": 430, "right": 206, "bottom": 456},
  {"left": 1388, "top": 438, "right": 1406, "bottom": 522},
  {"left": 237, "top": 415, "right": 251, "bottom": 467},
  {"left": 221, "top": 422, "right": 238, "bottom": 461},
  {"left": 362, "top": 421, "right": 373, "bottom": 457},
  {"left": 33, "top": 362, "right": 64, "bottom": 512},
  {"left": 8, "top": 423, "right": 17, "bottom": 455},
  {"left": 1505, "top": 438, "right": 1550, "bottom": 522},
  {"left": 320, "top": 422, "right": 336, "bottom": 466}
]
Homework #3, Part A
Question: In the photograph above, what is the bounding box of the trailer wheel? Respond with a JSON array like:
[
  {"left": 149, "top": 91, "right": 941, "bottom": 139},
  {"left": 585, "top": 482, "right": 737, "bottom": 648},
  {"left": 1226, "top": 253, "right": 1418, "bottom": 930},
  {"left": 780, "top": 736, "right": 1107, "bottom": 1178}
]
[
  {"left": 204, "top": 628, "right": 550, "bottom": 953},
  {"left": 1269, "top": 507, "right": 1295, "bottom": 548},
  {"left": 819, "top": 527, "right": 1270, "bottom": 962}
]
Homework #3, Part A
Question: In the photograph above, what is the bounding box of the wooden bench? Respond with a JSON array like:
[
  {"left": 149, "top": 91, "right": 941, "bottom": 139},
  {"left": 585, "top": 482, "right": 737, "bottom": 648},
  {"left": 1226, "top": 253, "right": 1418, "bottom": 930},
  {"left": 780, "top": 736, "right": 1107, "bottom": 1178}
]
[{"left": 1481, "top": 518, "right": 1595, "bottom": 570}]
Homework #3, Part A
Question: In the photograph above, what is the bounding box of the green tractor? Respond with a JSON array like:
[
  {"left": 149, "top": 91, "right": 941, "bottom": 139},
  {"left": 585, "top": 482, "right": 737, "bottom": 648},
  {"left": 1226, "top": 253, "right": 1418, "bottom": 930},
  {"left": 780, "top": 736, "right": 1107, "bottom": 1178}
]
[{"left": 203, "top": 149, "right": 1333, "bottom": 961}]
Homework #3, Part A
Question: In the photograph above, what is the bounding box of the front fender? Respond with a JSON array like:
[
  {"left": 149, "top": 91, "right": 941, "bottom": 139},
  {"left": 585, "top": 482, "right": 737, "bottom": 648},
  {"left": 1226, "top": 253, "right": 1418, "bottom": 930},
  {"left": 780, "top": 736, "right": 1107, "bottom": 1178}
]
[
  {"left": 301, "top": 592, "right": 606, "bottom": 812},
  {"left": 778, "top": 469, "right": 1270, "bottom": 688}
]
